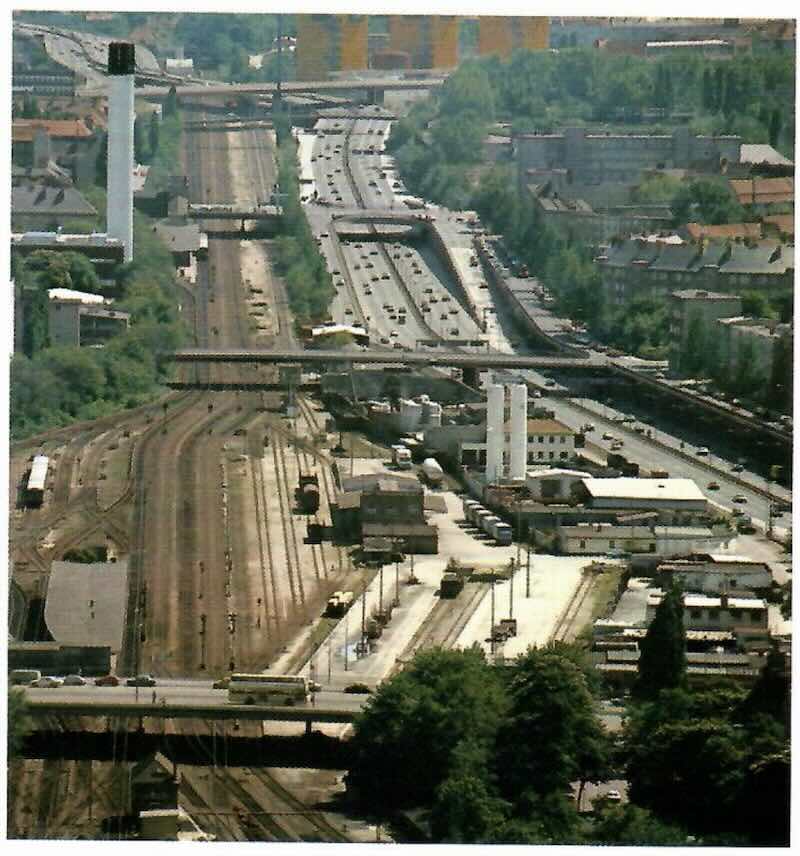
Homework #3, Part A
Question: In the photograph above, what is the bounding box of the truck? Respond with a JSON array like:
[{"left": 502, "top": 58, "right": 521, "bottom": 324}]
[
  {"left": 440, "top": 573, "right": 464, "bottom": 598},
  {"left": 391, "top": 444, "right": 412, "bottom": 470},
  {"left": 474, "top": 508, "right": 492, "bottom": 531},
  {"left": 421, "top": 457, "right": 444, "bottom": 486},
  {"left": 296, "top": 474, "right": 320, "bottom": 514},
  {"left": 482, "top": 515, "right": 501, "bottom": 537},
  {"left": 326, "top": 590, "right": 354, "bottom": 617},
  {"left": 462, "top": 499, "right": 479, "bottom": 521}
]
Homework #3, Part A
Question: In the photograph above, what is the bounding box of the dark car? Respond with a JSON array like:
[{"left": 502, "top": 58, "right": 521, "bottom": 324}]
[
  {"left": 126, "top": 674, "right": 157, "bottom": 687},
  {"left": 95, "top": 675, "right": 120, "bottom": 687},
  {"left": 344, "top": 683, "right": 372, "bottom": 694}
]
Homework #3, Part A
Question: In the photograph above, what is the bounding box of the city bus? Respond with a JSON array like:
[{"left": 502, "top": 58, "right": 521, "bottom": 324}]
[{"left": 227, "top": 674, "right": 319, "bottom": 706}]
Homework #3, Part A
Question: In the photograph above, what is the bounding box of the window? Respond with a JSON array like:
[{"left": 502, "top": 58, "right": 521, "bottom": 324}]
[
  {"left": 560, "top": 436, "right": 566, "bottom": 444},
  {"left": 548, "top": 451, "right": 555, "bottom": 460},
  {"left": 708, "top": 609, "right": 719, "bottom": 622},
  {"left": 730, "top": 579, "right": 737, "bottom": 588},
  {"left": 579, "top": 540, "right": 586, "bottom": 549},
  {"left": 609, "top": 541, "right": 616, "bottom": 549},
  {"left": 648, "top": 543, "right": 656, "bottom": 552},
  {"left": 538, "top": 435, "right": 544, "bottom": 443},
  {"left": 729, "top": 609, "right": 740, "bottom": 620},
  {"left": 560, "top": 451, "right": 568, "bottom": 460},
  {"left": 690, "top": 608, "right": 702, "bottom": 619},
  {"left": 537, "top": 451, "right": 544, "bottom": 460},
  {"left": 549, "top": 436, "right": 555, "bottom": 444}
]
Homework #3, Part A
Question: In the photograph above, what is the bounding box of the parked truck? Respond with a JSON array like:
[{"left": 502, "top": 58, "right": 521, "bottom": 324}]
[
  {"left": 326, "top": 590, "right": 354, "bottom": 617},
  {"left": 493, "top": 522, "right": 513, "bottom": 546},
  {"left": 462, "top": 499, "right": 479, "bottom": 522},
  {"left": 421, "top": 457, "right": 444, "bottom": 486},
  {"left": 482, "top": 515, "right": 501, "bottom": 537},
  {"left": 391, "top": 444, "right": 412, "bottom": 470}
]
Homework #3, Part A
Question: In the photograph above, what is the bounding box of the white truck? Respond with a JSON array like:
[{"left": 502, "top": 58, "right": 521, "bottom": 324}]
[
  {"left": 492, "top": 521, "right": 513, "bottom": 545},
  {"left": 462, "top": 499, "right": 479, "bottom": 522},
  {"left": 482, "top": 515, "right": 501, "bottom": 537},
  {"left": 421, "top": 457, "right": 444, "bottom": 486},
  {"left": 391, "top": 444, "right": 412, "bottom": 470}
]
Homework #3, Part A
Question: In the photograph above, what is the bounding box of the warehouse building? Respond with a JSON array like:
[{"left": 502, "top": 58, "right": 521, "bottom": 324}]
[
  {"left": 656, "top": 554, "right": 772, "bottom": 595},
  {"left": 577, "top": 477, "right": 708, "bottom": 514},
  {"left": 557, "top": 521, "right": 720, "bottom": 556}
]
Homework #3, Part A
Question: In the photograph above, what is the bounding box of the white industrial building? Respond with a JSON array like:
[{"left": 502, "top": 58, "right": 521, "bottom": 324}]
[
  {"left": 579, "top": 477, "right": 707, "bottom": 513},
  {"left": 657, "top": 554, "right": 772, "bottom": 595},
  {"left": 398, "top": 395, "right": 442, "bottom": 433},
  {"left": 525, "top": 468, "right": 591, "bottom": 501},
  {"left": 557, "top": 522, "right": 721, "bottom": 556}
]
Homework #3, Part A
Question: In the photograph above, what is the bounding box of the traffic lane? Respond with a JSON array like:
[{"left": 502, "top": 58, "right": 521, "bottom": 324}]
[{"left": 547, "top": 398, "right": 784, "bottom": 514}]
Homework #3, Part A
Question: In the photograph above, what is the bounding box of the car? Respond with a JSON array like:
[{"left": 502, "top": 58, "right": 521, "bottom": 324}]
[
  {"left": 707, "top": 481, "right": 721, "bottom": 491},
  {"left": 696, "top": 447, "right": 710, "bottom": 456},
  {"left": 390, "top": 331, "right": 399, "bottom": 338},
  {"left": 380, "top": 337, "right": 390, "bottom": 345},
  {"left": 95, "top": 674, "right": 119, "bottom": 687},
  {"left": 732, "top": 507, "right": 746, "bottom": 517},
  {"left": 732, "top": 463, "right": 745, "bottom": 473},
  {"left": 212, "top": 677, "right": 230, "bottom": 690},
  {"left": 582, "top": 423, "right": 596, "bottom": 433},
  {"left": 732, "top": 494, "right": 748, "bottom": 504},
  {"left": 31, "top": 677, "right": 63, "bottom": 688},
  {"left": 344, "top": 307, "right": 353, "bottom": 315},
  {"left": 605, "top": 789, "right": 622, "bottom": 803},
  {"left": 610, "top": 440, "right": 624, "bottom": 451},
  {"left": 62, "top": 674, "right": 87, "bottom": 686},
  {"left": 126, "top": 674, "right": 157, "bottom": 687},
  {"left": 343, "top": 682, "right": 372, "bottom": 694},
  {"left": 602, "top": 432, "right": 615, "bottom": 441}
]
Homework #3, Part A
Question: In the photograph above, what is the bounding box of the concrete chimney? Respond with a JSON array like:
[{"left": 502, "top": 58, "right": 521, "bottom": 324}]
[
  {"left": 509, "top": 383, "right": 528, "bottom": 480},
  {"left": 106, "top": 42, "right": 136, "bottom": 263},
  {"left": 485, "top": 382, "right": 505, "bottom": 484}
]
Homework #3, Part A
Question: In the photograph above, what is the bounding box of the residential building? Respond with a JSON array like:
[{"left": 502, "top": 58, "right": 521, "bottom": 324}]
[
  {"left": 12, "top": 183, "right": 97, "bottom": 226},
  {"left": 669, "top": 289, "right": 743, "bottom": 369},
  {"left": 515, "top": 127, "right": 742, "bottom": 186},
  {"left": 558, "top": 522, "right": 720, "bottom": 556},
  {"left": 152, "top": 220, "right": 208, "bottom": 278},
  {"left": 647, "top": 590, "right": 769, "bottom": 652},
  {"left": 656, "top": 554, "right": 772, "bottom": 595},
  {"left": 48, "top": 288, "right": 130, "bottom": 348},
  {"left": 716, "top": 316, "right": 793, "bottom": 386},
  {"left": 728, "top": 176, "right": 794, "bottom": 211},
  {"left": 12, "top": 119, "right": 100, "bottom": 183},
  {"left": 595, "top": 236, "right": 794, "bottom": 307}
]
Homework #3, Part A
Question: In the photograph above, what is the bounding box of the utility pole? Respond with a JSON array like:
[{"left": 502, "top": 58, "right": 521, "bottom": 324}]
[
  {"left": 394, "top": 547, "right": 400, "bottom": 607},
  {"left": 378, "top": 563, "right": 384, "bottom": 618},
  {"left": 360, "top": 578, "right": 367, "bottom": 655},
  {"left": 344, "top": 608, "right": 350, "bottom": 672},
  {"left": 490, "top": 577, "right": 496, "bottom": 658},
  {"left": 509, "top": 559, "right": 515, "bottom": 621},
  {"left": 526, "top": 540, "right": 532, "bottom": 598}
]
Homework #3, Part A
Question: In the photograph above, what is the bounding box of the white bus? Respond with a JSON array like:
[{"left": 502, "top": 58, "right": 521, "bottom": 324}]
[{"left": 227, "top": 674, "right": 319, "bottom": 706}]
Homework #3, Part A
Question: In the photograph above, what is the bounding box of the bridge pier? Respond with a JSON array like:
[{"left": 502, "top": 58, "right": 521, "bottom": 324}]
[{"left": 462, "top": 366, "right": 480, "bottom": 388}]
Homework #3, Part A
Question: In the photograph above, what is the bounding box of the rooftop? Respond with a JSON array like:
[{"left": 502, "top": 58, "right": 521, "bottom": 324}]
[
  {"left": 527, "top": 468, "right": 591, "bottom": 480},
  {"left": 12, "top": 184, "right": 96, "bottom": 217},
  {"left": 729, "top": 177, "right": 794, "bottom": 206},
  {"left": 153, "top": 220, "right": 208, "bottom": 254},
  {"left": 671, "top": 289, "right": 741, "bottom": 301},
  {"left": 582, "top": 477, "right": 706, "bottom": 503},
  {"left": 48, "top": 287, "right": 108, "bottom": 305},
  {"left": 12, "top": 118, "right": 93, "bottom": 142},
  {"left": 685, "top": 222, "right": 762, "bottom": 241},
  {"left": 738, "top": 144, "right": 793, "bottom": 168}
]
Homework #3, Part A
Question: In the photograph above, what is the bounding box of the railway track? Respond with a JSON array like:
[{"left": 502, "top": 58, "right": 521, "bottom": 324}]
[{"left": 550, "top": 570, "right": 595, "bottom": 643}]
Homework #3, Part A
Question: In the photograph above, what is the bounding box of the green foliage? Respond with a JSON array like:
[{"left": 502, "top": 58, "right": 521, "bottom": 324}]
[
  {"left": 671, "top": 179, "right": 744, "bottom": 226},
  {"left": 635, "top": 583, "right": 686, "bottom": 698},
  {"left": 631, "top": 173, "right": 683, "bottom": 204},
  {"left": 347, "top": 647, "right": 508, "bottom": 811},
  {"left": 591, "top": 803, "right": 688, "bottom": 845},
  {"left": 8, "top": 690, "right": 32, "bottom": 758},
  {"left": 271, "top": 138, "right": 334, "bottom": 321},
  {"left": 174, "top": 13, "right": 281, "bottom": 72}
]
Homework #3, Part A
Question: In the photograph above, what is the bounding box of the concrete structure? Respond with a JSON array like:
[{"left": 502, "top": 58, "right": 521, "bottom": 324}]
[
  {"left": 461, "top": 416, "right": 578, "bottom": 472},
  {"left": 509, "top": 384, "right": 528, "bottom": 480},
  {"left": 485, "top": 382, "right": 505, "bottom": 483},
  {"left": 525, "top": 468, "right": 592, "bottom": 502},
  {"left": 106, "top": 42, "right": 135, "bottom": 262},
  {"left": 656, "top": 554, "right": 772, "bottom": 595},
  {"left": 516, "top": 127, "right": 742, "bottom": 185},
  {"left": 647, "top": 591, "right": 769, "bottom": 652},
  {"left": 669, "top": 289, "right": 743, "bottom": 370},
  {"left": 48, "top": 288, "right": 130, "bottom": 347},
  {"left": 388, "top": 15, "right": 459, "bottom": 69},
  {"left": 558, "top": 522, "right": 718, "bottom": 556},
  {"left": 477, "top": 16, "right": 550, "bottom": 58},
  {"left": 579, "top": 478, "right": 707, "bottom": 514}
]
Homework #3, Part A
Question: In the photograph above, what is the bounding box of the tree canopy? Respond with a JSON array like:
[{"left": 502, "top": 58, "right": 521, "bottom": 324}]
[{"left": 635, "top": 583, "right": 686, "bottom": 698}]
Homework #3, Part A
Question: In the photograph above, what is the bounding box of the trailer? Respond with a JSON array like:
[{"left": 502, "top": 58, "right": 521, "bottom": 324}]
[
  {"left": 474, "top": 508, "right": 492, "bottom": 530},
  {"left": 296, "top": 473, "right": 320, "bottom": 514},
  {"left": 462, "top": 499, "right": 479, "bottom": 522},
  {"left": 25, "top": 455, "right": 48, "bottom": 508},
  {"left": 482, "top": 515, "right": 501, "bottom": 536},
  {"left": 440, "top": 573, "right": 464, "bottom": 599},
  {"left": 421, "top": 457, "right": 444, "bottom": 486},
  {"left": 493, "top": 522, "right": 513, "bottom": 546}
]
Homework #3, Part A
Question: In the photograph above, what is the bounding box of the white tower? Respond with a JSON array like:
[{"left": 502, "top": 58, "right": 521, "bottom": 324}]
[
  {"left": 485, "top": 382, "right": 505, "bottom": 483},
  {"left": 107, "top": 43, "right": 136, "bottom": 263},
  {"left": 509, "top": 383, "right": 528, "bottom": 480}
]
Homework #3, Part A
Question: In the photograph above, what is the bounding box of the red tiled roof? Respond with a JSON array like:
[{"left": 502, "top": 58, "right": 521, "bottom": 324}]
[
  {"left": 729, "top": 177, "right": 794, "bottom": 206},
  {"left": 12, "top": 119, "right": 93, "bottom": 143},
  {"left": 686, "top": 222, "right": 762, "bottom": 241}
]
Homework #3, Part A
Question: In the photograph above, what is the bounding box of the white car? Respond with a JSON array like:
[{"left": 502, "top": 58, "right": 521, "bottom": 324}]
[
  {"left": 62, "top": 674, "right": 87, "bottom": 686},
  {"left": 31, "top": 676, "right": 63, "bottom": 688},
  {"left": 605, "top": 789, "right": 622, "bottom": 803}
]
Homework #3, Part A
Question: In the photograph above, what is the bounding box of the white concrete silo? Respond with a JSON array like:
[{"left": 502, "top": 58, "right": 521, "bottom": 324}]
[
  {"left": 509, "top": 383, "right": 528, "bottom": 480},
  {"left": 485, "top": 382, "right": 505, "bottom": 483}
]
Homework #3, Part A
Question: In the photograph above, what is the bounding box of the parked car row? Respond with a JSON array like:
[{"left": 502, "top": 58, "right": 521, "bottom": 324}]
[{"left": 11, "top": 671, "right": 157, "bottom": 688}]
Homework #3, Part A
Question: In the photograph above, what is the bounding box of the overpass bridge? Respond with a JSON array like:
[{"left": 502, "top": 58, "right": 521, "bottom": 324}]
[
  {"left": 170, "top": 347, "right": 605, "bottom": 372},
  {"left": 82, "top": 75, "right": 447, "bottom": 100}
]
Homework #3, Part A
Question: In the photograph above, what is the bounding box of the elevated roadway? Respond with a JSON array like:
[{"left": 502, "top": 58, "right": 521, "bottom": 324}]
[
  {"left": 82, "top": 76, "right": 447, "bottom": 99},
  {"left": 171, "top": 347, "right": 605, "bottom": 371},
  {"left": 187, "top": 203, "right": 282, "bottom": 221}
]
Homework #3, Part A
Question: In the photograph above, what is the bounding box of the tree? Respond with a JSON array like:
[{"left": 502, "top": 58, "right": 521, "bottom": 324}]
[
  {"left": 493, "top": 645, "right": 611, "bottom": 809},
  {"left": 591, "top": 803, "right": 689, "bottom": 845},
  {"left": 164, "top": 86, "right": 179, "bottom": 119},
  {"left": 133, "top": 116, "right": 146, "bottom": 163},
  {"left": 148, "top": 113, "right": 160, "bottom": 158},
  {"left": 8, "top": 690, "right": 32, "bottom": 758},
  {"left": 737, "top": 646, "right": 790, "bottom": 729},
  {"left": 346, "top": 647, "right": 508, "bottom": 812},
  {"left": 634, "top": 583, "right": 685, "bottom": 698}
]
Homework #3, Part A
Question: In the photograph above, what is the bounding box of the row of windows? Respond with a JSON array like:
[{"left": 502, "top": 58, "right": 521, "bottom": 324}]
[{"left": 688, "top": 608, "right": 763, "bottom": 623}]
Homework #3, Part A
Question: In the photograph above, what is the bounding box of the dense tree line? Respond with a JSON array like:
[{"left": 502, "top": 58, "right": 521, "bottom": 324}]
[
  {"left": 10, "top": 212, "right": 186, "bottom": 439},
  {"left": 270, "top": 132, "right": 334, "bottom": 321}
]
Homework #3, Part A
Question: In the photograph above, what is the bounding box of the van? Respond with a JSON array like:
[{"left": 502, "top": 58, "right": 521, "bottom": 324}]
[{"left": 10, "top": 669, "right": 41, "bottom": 686}]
